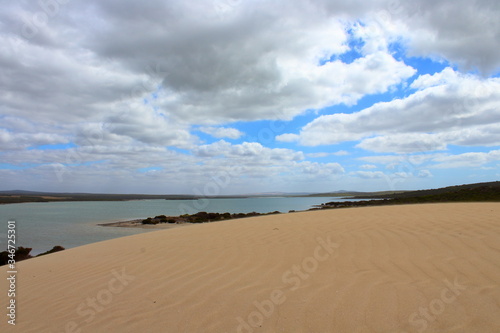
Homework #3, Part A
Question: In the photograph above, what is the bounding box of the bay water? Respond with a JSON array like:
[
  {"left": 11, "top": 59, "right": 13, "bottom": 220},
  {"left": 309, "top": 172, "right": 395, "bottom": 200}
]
[{"left": 0, "top": 197, "right": 349, "bottom": 254}]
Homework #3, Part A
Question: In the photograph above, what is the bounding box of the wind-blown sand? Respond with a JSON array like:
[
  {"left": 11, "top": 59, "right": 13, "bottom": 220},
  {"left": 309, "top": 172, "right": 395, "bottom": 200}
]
[{"left": 2, "top": 203, "right": 500, "bottom": 332}]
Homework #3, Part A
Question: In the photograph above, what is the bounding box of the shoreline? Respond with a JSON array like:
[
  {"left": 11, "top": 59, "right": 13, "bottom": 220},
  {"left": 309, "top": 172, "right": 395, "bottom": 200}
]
[
  {"left": 96, "top": 196, "right": 500, "bottom": 229},
  {"left": 97, "top": 219, "right": 193, "bottom": 229},
  {"left": 98, "top": 210, "right": 285, "bottom": 229}
]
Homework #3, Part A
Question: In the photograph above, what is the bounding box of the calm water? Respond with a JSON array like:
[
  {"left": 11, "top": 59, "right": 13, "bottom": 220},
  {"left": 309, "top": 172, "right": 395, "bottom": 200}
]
[{"left": 0, "top": 197, "right": 348, "bottom": 254}]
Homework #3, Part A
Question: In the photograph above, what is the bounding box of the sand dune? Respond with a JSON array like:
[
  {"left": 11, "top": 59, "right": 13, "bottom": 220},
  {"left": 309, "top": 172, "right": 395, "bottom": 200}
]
[{"left": 2, "top": 203, "right": 500, "bottom": 332}]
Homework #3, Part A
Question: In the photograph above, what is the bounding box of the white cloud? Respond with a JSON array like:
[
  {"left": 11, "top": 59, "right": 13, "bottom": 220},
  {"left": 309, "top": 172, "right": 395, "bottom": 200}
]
[
  {"left": 351, "top": 171, "right": 386, "bottom": 179},
  {"left": 1, "top": 0, "right": 499, "bottom": 193},
  {"left": 399, "top": 1, "right": 500, "bottom": 74},
  {"left": 333, "top": 150, "right": 350, "bottom": 156},
  {"left": 360, "top": 164, "right": 377, "bottom": 170},
  {"left": 432, "top": 150, "right": 500, "bottom": 169},
  {"left": 410, "top": 67, "right": 459, "bottom": 90},
  {"left": 359, "top": 150, "right": 500, "bottom": 171},
  {"left": 306, "top": 152, "right": 330, "bottom": 158},
  {"left": 192, "top": 140, "right": 304, "bottom": 162},
  {"left": 296, "top": 161, "right": 344, "bottom": 176},
  {"left": 276, "top": 133, "right": 300, "bottom": 143},
  {"left": 306, "top": 150, "right": 349, "bottom": 158},
  {"left": 199, "top": 126, "right": 244, "bottom": 139},
  {"left": 356, "top": 133, "right": 448, "bottom": 153},
  {"left": 417, "top": 170, "right": 433, "bottom": 178},
  {"left": 357, "top": 123, "right": 500, "bottom": 153},
  {"left": 288, "top": 68, "right": 500, "bottom": 151},
  {"left": 0, "top": 1, "right": 418, "bottom": 130},
  {"left": 0, "top": 129, "right": 68, "bottom": 151},
  {"left": 349, "top": 1, "right": 500, "bottom": 74},
  {"left": 0, "top": 139, "right": 347, "bottom": 193},
  {"left": 105, "top": 107, "right": 196, "bottom": 148}
]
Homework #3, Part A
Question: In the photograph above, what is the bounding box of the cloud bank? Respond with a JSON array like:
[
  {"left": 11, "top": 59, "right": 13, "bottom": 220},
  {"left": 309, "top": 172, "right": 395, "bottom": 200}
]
[{"left": 0, "top": 0, "right": 499, "bottom": 193}]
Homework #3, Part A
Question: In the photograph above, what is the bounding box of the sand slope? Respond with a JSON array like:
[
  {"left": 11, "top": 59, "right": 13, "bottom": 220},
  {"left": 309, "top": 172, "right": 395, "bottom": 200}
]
[{"left": 1, "top": 203, "right": 500, "bottom": 332}]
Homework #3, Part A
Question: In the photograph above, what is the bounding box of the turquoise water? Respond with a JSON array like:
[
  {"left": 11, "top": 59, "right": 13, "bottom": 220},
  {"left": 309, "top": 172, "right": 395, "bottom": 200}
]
[{"left": 0, "top": 197, "right": 345, "bottom": 254}]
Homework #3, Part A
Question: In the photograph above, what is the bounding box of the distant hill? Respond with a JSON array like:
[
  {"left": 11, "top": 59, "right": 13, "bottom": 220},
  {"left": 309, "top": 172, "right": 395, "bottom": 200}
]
[
  {"left": 1, "top": 182, "right": 499, "bottom": 205},
  {"left": 304, "top": 190, "right": 408, "bottom": 197},
  {"left": 318, "top": 181, "right": 500, "bottom": 209},
  {"left": 352, "top": 181, "right": 500, "bottom": 200},
  {"left": 0, "top": 191, "right": 199, "bottom": 204},
  {"left": 0, "top": 189, "right": 406, "bottom": 204},
  {"left": 0, "top": 190, "right": 49, "bottom": 195}
]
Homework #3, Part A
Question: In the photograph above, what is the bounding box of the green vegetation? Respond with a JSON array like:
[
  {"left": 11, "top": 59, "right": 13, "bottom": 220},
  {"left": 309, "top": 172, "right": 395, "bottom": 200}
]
[
  {"left": 141, "top": 211, "right": 282, "bottom": 225},
  {"left": 36, "top": 245, "right": 65, "bottom": 257},
  {"left": 0, "top": 245, "right": 65, "bottom": 266},
  {"left": 352, "top": 181, "right": 500, "bottom": 200},
  {"left": 318, "top": 182, "right": 500, "bottom": 210},
  {"left": 0, "top": 246, "right": 33, "bottom": 265}
]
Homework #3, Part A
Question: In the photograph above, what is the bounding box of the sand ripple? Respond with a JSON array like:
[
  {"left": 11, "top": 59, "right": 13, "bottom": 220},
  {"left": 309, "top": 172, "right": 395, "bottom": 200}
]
[{"left": 1, "top": 203, "right": 499, "bottom": 332}]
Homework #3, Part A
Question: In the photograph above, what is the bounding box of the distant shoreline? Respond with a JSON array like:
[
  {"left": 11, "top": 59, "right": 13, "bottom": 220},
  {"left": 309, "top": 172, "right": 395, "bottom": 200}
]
[
  {"left": 97, "top": 210, "right": 285, "bottom": 229},
  {"left": 1, "top": 181, "right": 498, "bottom": 205},
  {"left": 97, "top": 181, "right": 500, "bottom": 229},
  {"left": 0, "top": 190, "right": 382, "bottom": 205},
  {"left": 98, "top": 219, "right": 192, "bottom": 229}
]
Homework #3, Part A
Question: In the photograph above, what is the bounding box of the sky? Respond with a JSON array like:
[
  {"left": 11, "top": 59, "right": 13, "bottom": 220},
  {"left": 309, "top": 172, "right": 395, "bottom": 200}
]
[{"left": 0, "top": 0, "right": 499, "bottom": 195}]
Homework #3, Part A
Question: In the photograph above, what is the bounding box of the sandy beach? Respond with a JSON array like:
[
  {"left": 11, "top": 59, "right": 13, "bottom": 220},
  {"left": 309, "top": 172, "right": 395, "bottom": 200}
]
[{"left": 2, "top": 202, "right": 499, "bottom": 332}]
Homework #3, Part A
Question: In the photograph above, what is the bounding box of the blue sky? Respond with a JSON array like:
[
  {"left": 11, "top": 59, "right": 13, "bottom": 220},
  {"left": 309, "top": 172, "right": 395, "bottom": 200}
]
[{"left": 0, "top": 0, "right": 499, "bottom": 194}]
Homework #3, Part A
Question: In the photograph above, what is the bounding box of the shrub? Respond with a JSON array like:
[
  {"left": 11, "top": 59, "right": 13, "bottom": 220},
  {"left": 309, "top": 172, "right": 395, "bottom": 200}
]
[
  {"left": 36, "top": 245, "right": 65, "bottom": 257},
  {"left": 142, "top": 218, "right": 158, "bottom": 225},
  {"left": 0, "top": 246, "right": 33, "bottom": 266}
]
